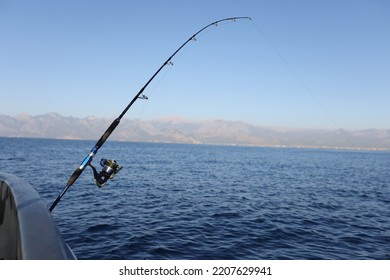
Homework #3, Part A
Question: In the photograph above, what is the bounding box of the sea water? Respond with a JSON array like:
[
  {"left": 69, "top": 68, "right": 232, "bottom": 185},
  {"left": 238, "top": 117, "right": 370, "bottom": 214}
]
[{"left": 1, "top": 137, "right": 389, "bottom": 259}]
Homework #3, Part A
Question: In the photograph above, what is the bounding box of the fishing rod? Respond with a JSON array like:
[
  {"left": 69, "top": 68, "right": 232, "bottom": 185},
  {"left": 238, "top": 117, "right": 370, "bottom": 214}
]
[{"left": 49, "top": 16, "right": 251, "bottom": 212}]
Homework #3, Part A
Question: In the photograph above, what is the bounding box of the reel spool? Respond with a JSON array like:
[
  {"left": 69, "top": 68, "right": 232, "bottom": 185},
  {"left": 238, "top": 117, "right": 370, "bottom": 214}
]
[{"left": 89, "top": 158, "right": 122, "bottom": 187}]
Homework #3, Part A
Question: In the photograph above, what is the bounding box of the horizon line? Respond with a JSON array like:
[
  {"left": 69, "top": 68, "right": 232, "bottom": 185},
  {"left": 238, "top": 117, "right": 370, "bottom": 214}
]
[{"left": 3, "top": 111, "right": 389, "bottom": 132}]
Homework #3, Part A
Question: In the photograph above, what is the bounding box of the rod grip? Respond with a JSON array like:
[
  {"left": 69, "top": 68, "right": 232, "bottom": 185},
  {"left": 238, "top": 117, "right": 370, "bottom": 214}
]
[
  {"left": 66, "top": 167, "right": 83, "bottom": 187},
  {"left": 96, "top": 118, "right": 120, "bottom": 148}
]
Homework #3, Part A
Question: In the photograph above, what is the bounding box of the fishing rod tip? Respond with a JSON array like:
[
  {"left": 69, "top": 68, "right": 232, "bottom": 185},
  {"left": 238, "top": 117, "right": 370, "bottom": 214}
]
[{"left": 233, "top": 16, "right": 252, "bottom": 21}]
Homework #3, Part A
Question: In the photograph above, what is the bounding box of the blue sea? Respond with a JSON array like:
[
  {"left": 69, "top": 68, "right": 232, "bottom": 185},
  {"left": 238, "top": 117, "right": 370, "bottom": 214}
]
[{"left": 1, "top": 137, "right": 389, "bottom": 259}]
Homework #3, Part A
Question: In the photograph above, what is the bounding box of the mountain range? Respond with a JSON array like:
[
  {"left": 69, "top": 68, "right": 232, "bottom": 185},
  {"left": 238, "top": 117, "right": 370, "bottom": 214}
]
[{"left": 1, "top": 113, "right": 389, "bottom": 150}]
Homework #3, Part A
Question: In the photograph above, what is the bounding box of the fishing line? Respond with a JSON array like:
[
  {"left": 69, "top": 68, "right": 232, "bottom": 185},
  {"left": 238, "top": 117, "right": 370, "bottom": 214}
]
[
  {"left": 250, "top": 20, "right": 355, "bottom": 148},
  {"left": 117, "top": 19, "right": 242, "bottom": 140},
  {"left": 131, "top": 39, "right": 196, "bottom": 137},
  {"left": 122, "top": 25, "right": 218, "bottom": 139},
  {"left": 131, "top": 65, "right": 172, "bottom": 136}
]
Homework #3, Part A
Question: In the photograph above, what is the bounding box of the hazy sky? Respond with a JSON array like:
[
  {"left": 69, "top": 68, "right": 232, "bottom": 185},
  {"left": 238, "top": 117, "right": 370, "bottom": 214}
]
[{"left": 1, "top": 0, "right": 389, "bottom": 129}]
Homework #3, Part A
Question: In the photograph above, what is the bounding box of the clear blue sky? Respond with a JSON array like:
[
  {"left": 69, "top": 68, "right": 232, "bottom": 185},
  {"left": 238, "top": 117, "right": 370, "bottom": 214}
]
[{"left": 1, "top": 0, "right": 389, "bottom": 129}]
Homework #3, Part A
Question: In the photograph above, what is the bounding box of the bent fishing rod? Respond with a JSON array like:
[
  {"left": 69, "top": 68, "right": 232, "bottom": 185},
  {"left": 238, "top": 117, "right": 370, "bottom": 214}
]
[{"left": 49, "top": 16, "right": 251, "bottom": 212}]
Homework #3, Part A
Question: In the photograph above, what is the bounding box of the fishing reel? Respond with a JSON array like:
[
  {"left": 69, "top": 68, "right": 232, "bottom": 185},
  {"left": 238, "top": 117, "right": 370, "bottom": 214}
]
[{"left": 88, "top": 158, "right": 122, "bottom": 188}]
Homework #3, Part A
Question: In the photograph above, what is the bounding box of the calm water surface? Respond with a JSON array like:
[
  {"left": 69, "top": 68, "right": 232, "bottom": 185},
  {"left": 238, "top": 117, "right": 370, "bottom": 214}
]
[{"left": 1, "top": 137, "right": 389, "bottom": 259}]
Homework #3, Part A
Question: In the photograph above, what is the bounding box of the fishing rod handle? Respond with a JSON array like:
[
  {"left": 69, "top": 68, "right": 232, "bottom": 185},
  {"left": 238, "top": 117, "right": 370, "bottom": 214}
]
[{"left": 96, "top": 118, "right": 120, "bottom": 148}]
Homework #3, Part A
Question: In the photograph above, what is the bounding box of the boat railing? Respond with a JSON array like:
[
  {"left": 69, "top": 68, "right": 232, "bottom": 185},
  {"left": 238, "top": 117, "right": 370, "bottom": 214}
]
[{"left": 0, "top": 172, "right": 76, "bottom": 260}]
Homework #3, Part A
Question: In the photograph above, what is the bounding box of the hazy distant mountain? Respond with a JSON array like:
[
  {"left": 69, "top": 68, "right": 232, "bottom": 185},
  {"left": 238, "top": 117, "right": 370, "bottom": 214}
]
[{"left": 0, "top": 113, "right": 389, "bottom": 150}]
